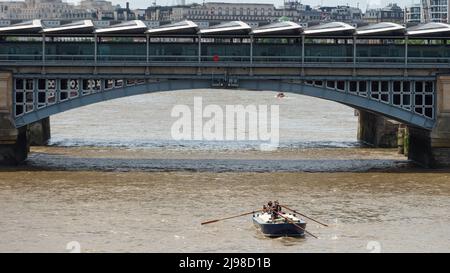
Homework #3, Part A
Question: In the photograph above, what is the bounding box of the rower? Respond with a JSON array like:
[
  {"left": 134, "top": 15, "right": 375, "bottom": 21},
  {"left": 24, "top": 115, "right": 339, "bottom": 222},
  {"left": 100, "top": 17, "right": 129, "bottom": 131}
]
[
  {"left": 271, "top": 202, "right": 279, "bottom": 221},
  {"left": 274, "top": 200, "right": 281, "bottom": 213}
]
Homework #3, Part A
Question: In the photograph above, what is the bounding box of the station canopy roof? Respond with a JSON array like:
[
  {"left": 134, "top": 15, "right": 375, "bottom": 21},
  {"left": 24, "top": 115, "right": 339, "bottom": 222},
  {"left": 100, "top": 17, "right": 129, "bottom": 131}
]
[
  {"left": 251, "top": 21, "right": 302, "bottom": 36},
  {"left": 42, "top": 20, "right": 95, "bottom": 34},
  {"left": 94, "top": 20, "right": 148, "bottom": 34},
  {"left": 199, "top": 21, "right": 251, "bottom": 35},
  {"left": 146, "top": 20, "right": 198, "bottom": 35},
  {"left": 406, "top": 22, "right": 450, "bottom": 36},
  {"left": 304, "top": 22, "right": 355, "bottom": 36},
  {"left": 2, "top": 20, "right": 450, "bottom": 38},
  {"left": 356, "top": 22, "right": 405, "bottom": 36},
  {"left": 0, "top": 20, "right": 43, "bottom": 34}
]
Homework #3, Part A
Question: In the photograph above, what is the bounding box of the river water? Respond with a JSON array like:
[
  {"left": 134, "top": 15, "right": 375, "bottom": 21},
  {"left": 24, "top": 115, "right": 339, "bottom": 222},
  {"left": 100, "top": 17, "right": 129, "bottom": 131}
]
[{"left": 0, "top": 90, "right": 449, "bottom": 253}]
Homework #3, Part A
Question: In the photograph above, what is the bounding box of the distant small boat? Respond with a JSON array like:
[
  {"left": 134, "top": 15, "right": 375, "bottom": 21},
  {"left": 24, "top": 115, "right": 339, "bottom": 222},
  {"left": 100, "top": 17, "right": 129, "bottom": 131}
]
[
  {"left": 253, "top": 212, "right": 306, "bottom": 237},
  {"left": 275, "top": 92, "right": 286, "bottom": 98}
]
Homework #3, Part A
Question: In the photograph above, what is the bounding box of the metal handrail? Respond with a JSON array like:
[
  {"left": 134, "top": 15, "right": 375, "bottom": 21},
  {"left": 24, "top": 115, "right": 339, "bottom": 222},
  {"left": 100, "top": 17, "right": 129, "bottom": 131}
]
[{"left": 0, "top": 53, "right": 449, "bottom": 65}]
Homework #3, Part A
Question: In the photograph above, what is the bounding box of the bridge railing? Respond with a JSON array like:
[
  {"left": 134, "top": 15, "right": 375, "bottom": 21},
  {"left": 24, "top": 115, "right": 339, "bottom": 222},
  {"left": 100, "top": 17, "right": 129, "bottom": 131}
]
[
  {"left": 201, "top": 55, "right": 251, "bottom": 62},
  {"left": 355, "top": 57, "right": 405, "bottom": 63},
  {"left": 0, "top": 54, "right": 42, "bottom": 61},
  {"left": 406, "top": 57, "right": 450, "bottom": 64},
  {"left": 148, "top": 55, "right": 199, "bottom": 62},
  {"left": 303, "top": 56, "right": 353, "bottom": 63},
  {"left": 1, "top": 54, "right": 450, "bottom": 66},
  {"left": 46, "top": 54, "right": 96, "bottom": 61},
  {"left": 252, "top": 56, "right": 303, "bottom": 63},
  {"left": 96, "top": 55, "right": 147, "bottom": 62}
]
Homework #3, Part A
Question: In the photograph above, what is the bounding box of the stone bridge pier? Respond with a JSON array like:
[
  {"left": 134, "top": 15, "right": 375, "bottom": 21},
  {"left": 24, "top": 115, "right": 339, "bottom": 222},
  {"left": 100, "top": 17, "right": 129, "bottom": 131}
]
[
  {"left": 357, "top": 110, "right": 400, "bottom": 148},
  {"left": 0, "top": 72, "right": 50, "bottom": 165},
  {"left": 29, "top": 117, "right": 51, "bottom": 146},
  {"left": 408, "top": 76, "right": 450, "bottom": 167},
  {"left": 357, "top": 75, "right": 450, "bottom": 167},
  {"left": 0, "top": 72, "right": 28, "bottom": 164}
]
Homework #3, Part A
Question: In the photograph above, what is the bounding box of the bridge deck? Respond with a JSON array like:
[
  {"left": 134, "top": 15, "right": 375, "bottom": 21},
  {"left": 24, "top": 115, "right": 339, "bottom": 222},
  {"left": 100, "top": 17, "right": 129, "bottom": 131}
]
[
  {"left": 1, "top": 20, "right": 450, "bottom": 67},
  {"left": 0, "top": 20, "right": 446, "bottom": 130}
]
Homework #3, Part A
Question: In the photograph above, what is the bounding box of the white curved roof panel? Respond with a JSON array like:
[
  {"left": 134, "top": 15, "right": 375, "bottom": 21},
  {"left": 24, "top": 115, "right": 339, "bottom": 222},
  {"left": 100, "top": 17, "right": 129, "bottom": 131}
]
[
  {"left": 304, "top": 22, "right": 355, "bottom": 35},
  {"left": 95, "top": 20, "right": 148, "bottom": 34},
  {"left": 357, "top": 22, "right": 405, "bottom": 35},
  {"left": 146, "top": 20, "right": 198, "bottom": 35},
  {"left": 251, "top": 21, "right": 302, "bottom": 36},
  {"left": 42, "top": 20, "right": 94, "bottom": 34},
  {"left": 199, "top": 21, "right": 251, "bottom": 35},
  {"left": 0, "top": 20, "right": 42, "bottom": 34},
  {"left": 407, "top": 22, "right": 450, "bottom": 36}
]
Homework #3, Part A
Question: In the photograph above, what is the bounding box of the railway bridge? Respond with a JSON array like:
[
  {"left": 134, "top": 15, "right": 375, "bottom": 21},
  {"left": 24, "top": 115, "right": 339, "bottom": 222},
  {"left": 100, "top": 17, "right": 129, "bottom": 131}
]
[{"left": 0, "top": 20, "right": 449, "bottom": 166}]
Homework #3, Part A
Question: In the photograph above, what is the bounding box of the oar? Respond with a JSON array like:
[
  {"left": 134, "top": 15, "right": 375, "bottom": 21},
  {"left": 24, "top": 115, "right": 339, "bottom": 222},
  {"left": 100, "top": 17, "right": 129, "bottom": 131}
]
[
  {"left": 275, "top": 211, "right": 318, "bottom": 239},
  {"left": 201, "top": 210, "right": 261, "bottom": 225},
  {"left": 280, "top": 204, "right": 328, "bottom": 227}
]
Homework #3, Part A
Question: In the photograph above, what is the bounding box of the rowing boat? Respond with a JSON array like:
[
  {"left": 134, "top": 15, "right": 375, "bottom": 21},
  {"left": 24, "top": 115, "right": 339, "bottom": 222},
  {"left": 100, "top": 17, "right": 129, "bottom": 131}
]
[{"left": 252, "top": 212, "right": 306, "bottom": 237}]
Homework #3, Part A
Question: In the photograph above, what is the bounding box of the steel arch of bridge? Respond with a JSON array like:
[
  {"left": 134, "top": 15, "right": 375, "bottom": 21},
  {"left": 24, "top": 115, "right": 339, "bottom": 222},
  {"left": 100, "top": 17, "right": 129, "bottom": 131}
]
[{"left": 13, "top": 76, "right": 436, "bottom": 130}]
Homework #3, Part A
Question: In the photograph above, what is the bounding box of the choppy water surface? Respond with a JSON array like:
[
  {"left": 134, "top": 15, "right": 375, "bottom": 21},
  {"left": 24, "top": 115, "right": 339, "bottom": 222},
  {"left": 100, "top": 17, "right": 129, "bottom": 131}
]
[{"left": 0, "top": 90, "right": 449, "bottom": 252}]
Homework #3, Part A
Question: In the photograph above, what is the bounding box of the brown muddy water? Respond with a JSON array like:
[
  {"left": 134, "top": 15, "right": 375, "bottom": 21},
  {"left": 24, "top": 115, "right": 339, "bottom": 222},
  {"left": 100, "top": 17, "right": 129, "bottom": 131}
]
[{"left": 0, "top": 90, "right": 449, "bottom": 252}]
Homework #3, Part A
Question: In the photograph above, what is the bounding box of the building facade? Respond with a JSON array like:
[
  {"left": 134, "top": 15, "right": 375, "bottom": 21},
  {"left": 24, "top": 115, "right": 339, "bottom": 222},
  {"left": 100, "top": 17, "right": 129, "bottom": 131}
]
[
  {"left": 0, "top": 0, "right": 129, "bottom": 20},
  {"left": 146, "top": 2, "right": 356, "bottom": 25},
  {"left": 405, "top": 4, "right": 422, "bottom": 23},
  {"left": 170, "top": 2, "right": 282, "bottom": 23},
  {"left": 0, "top": 1, "right": 25, "bottom": 20},
  {"left": 363, "top": 3, "right": 405, "bottom": 24},
  {"left": 405, "top": 0, "right": 449, "bottom": 23},
  {"left": 0, "top": 0, "right": 93, "bottom": 20},
  {"left": 330, "top": 5, "right": 362, "bottom": 22},
  {"left": 422, "top": 0, "right": 448, "bottom": 22}
]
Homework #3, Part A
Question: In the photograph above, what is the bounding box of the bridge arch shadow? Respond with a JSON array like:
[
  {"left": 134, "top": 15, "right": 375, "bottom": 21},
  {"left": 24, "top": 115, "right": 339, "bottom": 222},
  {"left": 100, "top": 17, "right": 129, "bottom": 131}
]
[{"left": 14, "top": 79, "right": 434, "bottom": 130}]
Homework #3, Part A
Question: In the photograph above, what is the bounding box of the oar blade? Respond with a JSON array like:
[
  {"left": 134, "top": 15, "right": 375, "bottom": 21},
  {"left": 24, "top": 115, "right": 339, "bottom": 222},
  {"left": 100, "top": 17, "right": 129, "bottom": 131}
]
[
  {"left": 201, "top": 220, "right": 219, "bottom": 225},
  {"left": 201, "top": 209, "right": 261, "bottom": 226}
]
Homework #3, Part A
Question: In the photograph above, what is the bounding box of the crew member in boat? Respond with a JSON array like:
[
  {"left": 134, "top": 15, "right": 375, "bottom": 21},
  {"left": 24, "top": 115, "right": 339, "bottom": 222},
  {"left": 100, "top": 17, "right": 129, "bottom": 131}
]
[
  {"left": 271, "top": 201, "right": 280, "bottom": 221},
  {"left": 274, "top": 200, "right": 281, "bottom": 212}
]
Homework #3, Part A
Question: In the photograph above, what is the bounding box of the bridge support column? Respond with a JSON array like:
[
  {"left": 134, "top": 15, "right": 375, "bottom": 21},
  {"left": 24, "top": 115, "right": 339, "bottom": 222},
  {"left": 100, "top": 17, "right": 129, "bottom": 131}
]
[
  {"left": 430, "top": 76, "right": 450, "bottom": 167},
  {"left": 357, "top": 110, "right": 400, "bottom": 148},
  {"left": 29, "top": 117, "right": 51, "bottom": 146},
  {"left": 409, "top": 76, "right": 450, "bottom": 167},
  {"left": 0, "top": 125, "right": 29, "bottom": 165},
  {"left": 0, "top": 72, "right": 30, "bottom": 165}
]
